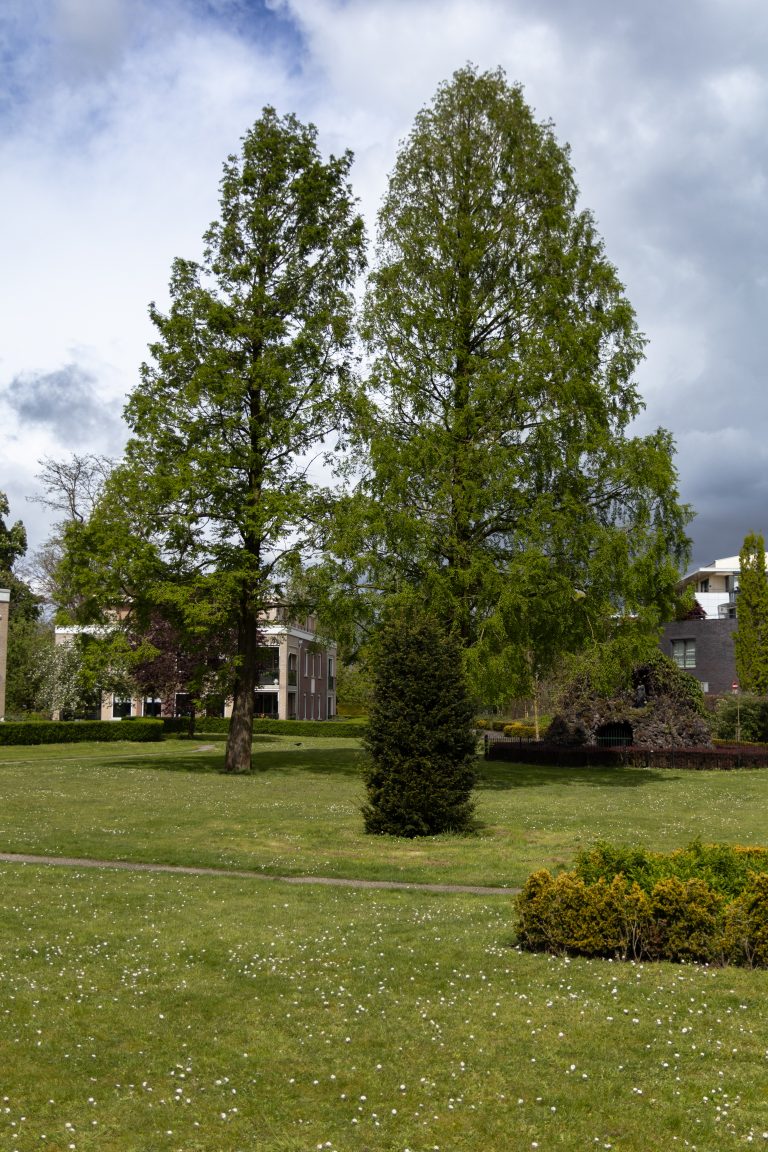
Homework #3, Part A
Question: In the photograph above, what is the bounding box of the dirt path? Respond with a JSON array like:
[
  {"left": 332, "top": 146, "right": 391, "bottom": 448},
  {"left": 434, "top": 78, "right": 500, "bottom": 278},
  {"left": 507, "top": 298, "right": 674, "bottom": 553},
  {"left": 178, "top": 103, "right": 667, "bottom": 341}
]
[{"left": 0, "top": 851, "right": 518, "bottom": 896}]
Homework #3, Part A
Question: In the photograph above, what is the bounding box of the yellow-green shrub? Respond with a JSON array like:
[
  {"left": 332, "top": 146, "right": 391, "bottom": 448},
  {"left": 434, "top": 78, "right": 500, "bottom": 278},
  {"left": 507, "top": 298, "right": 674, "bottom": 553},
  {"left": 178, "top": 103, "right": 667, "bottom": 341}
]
[
  {"left": 722, "top": 872, "right": 768, "bottom": 967},
  {"left": 516, "top": 871, "right": 652, "bottom": 959},
  {"left": 646, "top": 877, "right": 724, "bottom": 963},
  {"left": 516, "top": 867, "right": 768, "bottom": 966},
  {"left": 503, "top": 722, "right": 538, "bottom": 740}
]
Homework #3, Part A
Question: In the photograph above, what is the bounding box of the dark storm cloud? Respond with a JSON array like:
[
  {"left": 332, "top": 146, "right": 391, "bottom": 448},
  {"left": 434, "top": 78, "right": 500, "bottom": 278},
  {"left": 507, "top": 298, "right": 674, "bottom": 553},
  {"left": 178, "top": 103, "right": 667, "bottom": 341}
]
[
  {"left": 5, "top": 364, "right": 122, "bottom": 446},
  {"left": 511, "top": 0, "right": 768, "bottom": 566}
]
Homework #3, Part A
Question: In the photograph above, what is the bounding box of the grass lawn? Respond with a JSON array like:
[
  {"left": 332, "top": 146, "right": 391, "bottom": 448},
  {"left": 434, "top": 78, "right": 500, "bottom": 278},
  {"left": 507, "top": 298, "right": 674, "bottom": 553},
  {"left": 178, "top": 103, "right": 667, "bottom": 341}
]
[
  {"left": 1, "top": 737, "right": 768, "bottom": 887},
  {"left": 3, "top": 740, "right": 768, "bottom": 1149},
  {"left": 2, "top": 863, "right": 768, "bottom": 1151}
]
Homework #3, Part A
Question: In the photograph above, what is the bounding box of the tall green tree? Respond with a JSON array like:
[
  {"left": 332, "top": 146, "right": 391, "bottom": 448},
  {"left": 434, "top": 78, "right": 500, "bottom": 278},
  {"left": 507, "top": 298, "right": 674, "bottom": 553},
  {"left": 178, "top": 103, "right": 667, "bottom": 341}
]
[
  {"left": 61, "top": 109, "right": 365, "bottom": 772},
  {"left": 0, "top": 491, "right": 45, "bottom": 716},
  {"left": 734, "top": 532, "right": 768, "bottom": 693},
  {"left": 362, "top": 597, "right": 477, "bottom": 837},
  {"left": 326, "top": 66, "right": 689, "bottom": 705}
]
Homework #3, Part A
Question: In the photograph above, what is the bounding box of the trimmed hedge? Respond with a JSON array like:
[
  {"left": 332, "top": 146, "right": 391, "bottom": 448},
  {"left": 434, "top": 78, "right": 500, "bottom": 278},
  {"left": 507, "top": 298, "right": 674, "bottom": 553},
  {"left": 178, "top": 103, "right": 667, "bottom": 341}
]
[
  {"left": 516, "top": 841, "right": 768, "bottom": 966},
  {"left": 192, "top": 717, "right": 366, "bottom": 738},
  {"left": 0, "top": 720, "right": 164, "bottom": 745}
]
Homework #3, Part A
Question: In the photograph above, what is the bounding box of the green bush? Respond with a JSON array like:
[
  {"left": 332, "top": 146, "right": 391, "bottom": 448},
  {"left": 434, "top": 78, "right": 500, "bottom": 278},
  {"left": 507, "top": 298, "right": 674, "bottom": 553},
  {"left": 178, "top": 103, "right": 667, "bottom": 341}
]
[
  {"left": 516, "top": 841, "right": 768, "bottom": 966},
  {"left": 0, "top": 720, "right": 164, "bottom": 745},
  {"left": 362, "top": 599, "right": 477, "bottom": 837},
  {"left": 502, "top": 721, "right": 537, "bottom": 740},
  {"left": 713, "top": 695, "right": 768, "bottom": 741},
  {"left": 574, "top": 840, "right": 768, "bottom": 898},
  {"left": 189, "top": 717, "right": 365, "bottom": 738},
  {"left": 722, "top": 872, "right": 768, "bottom": 967},
  {"left": 647, "top": 877, "right": 724, "bottom": 963},
  {"left": 516, "top": 869, "right": 651, "bottom": 960}
]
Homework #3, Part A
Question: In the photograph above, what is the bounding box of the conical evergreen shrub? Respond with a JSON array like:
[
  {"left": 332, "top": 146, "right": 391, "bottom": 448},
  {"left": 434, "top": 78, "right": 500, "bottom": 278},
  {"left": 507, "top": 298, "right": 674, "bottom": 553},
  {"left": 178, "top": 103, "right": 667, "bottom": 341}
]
[{"left": 362, "top": 599, "right": 477, "bottom": 836}]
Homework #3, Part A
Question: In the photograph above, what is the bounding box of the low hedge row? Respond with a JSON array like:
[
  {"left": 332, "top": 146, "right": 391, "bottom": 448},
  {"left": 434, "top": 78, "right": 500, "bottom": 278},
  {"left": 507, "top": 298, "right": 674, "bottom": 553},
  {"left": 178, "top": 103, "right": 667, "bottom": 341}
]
[
  {"left": 186, "top": 717, "right": 365, "bottom": 738},
  {"left": 0, "top": 720, "right": 164, "bottom": 745},
  {"left": 516, "top": 841, "right": 768, "bottom": 966}
]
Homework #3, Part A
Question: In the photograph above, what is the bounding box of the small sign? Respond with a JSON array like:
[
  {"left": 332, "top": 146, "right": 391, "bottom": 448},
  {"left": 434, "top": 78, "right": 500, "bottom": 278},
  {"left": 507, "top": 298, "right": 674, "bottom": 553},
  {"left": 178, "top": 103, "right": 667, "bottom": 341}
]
[{"left": 732, "top": 681, "right": 739, "bottom": 692}]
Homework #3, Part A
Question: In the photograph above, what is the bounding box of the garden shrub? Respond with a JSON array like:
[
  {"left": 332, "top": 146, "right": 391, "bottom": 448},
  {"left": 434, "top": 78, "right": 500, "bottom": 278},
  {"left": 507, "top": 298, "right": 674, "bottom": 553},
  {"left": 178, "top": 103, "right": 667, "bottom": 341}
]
[
  {"left": 157, "top": 716, "right": 366, "bottom": 737},
  {"left": 0, "top": 720, "right": 163, "bottom": 745},
  {"left": 722, "top": 873, "right": 768, "bottom": 967},
  {"left": 574, "top": 840, "right": 768, "bottom": 898},
  {"left": 503, "top": 722, "right": 537, "bottom": 740},
  {"left": 362, "top": 598, "right": 477, "bottom": 837},
  {"left": 646, "top": 877, "right": 724, "bottom": 963},
  {"left": 713, "top": 695, "right": 768, "bottom": 742},
  {"left": 517, "top": 841, "right": 768, "bottom": 966},
  {"left": 516, "top": 870, "right": 652, "bottom": 959}
]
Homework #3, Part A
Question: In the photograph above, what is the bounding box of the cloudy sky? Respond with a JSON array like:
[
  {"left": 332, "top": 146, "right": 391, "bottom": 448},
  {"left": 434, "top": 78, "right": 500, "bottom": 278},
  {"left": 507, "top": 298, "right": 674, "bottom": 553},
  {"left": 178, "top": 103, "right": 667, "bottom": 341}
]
[{"left": 1, "top": 0, "right": 766, "bottom": 570}]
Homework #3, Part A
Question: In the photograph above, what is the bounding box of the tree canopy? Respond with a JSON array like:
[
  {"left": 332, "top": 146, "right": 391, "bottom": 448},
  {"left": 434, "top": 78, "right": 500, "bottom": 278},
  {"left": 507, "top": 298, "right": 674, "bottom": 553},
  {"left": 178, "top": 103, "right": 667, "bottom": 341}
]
[
  {"left": 61, "top": 108, "right": 366, "bottom": 771},
  {"left": 734, "top": 532, "right": 768, "bottom": 693},
  {"left": 323, "top": 65, "right": 690, "bottom": 704}
]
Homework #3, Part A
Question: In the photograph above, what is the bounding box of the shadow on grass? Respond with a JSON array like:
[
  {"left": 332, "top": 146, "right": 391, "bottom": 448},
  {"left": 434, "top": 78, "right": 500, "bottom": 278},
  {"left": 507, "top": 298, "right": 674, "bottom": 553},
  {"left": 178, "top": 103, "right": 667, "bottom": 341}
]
[
  {"left": 476, "top": 762, "right": 671, "bottom": 791},
  {"left": 104, "top": 744, "right": 365, "bottom": 777}
]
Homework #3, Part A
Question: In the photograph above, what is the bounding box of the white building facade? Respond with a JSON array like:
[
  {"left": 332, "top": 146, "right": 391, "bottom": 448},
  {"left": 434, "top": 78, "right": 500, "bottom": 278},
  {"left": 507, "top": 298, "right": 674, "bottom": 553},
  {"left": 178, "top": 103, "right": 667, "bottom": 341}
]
[{"left": 55, "top": 610, "right": 337, "bottom": 721}]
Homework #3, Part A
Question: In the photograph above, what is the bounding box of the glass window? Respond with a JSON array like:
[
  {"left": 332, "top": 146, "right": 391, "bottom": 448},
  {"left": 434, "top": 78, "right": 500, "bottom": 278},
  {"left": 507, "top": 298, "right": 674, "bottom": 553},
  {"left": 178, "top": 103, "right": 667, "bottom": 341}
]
[{"left": 671, "top": 639, "right": 696, "bottom": 669}]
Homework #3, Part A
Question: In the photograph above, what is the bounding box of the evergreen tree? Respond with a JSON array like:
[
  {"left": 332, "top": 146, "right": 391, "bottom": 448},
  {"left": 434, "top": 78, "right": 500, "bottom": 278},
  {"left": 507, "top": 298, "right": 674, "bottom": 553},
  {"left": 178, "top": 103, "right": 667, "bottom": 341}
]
[
  {"left": 363, "top": 599, "right": 477, "bottom": 837},
  {"left": 735, "top": 532, "right": 768, "bottom": 693}
]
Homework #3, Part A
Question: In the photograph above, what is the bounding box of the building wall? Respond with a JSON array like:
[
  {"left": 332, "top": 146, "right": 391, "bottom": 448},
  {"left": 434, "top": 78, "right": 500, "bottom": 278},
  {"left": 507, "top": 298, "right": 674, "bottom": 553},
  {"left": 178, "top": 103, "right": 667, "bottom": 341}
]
[
  {"left": 660, "top": 618, "right": 738, "bottom": 695},
  {"left": 55, "top": 620, "right": 337, "bottom": 722}
]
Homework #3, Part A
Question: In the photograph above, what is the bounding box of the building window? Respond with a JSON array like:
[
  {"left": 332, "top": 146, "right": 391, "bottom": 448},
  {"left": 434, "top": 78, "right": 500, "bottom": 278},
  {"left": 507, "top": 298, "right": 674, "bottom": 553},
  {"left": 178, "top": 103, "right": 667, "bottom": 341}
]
[
  {"left": 143, "top": 696, "right": 162, "bottom": 717},
  {"left": 699, "top": 578, "right": 709, "bottom": 593},
  {"left": 671, "top": 639, "right": 696, "bottom": 669},
  {"left": 112, "top": 696, "right": 132, "bottom": 719},
  {"left": 175, "top": 693, "right": 193, "bottom": 716}
]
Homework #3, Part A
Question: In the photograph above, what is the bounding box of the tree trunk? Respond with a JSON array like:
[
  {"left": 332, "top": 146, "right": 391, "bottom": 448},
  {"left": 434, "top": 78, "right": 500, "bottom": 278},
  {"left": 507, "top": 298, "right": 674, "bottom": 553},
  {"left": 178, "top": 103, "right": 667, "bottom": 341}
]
[{"left": 224, "top": 598, "right": 258, "bottom": 773}]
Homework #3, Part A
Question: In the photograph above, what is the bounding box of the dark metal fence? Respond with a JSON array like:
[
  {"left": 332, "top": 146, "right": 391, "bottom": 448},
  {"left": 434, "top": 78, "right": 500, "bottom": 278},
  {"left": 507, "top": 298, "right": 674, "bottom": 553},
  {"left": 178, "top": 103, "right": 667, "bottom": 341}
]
[{"left": 484, "top": 737, "right": 768, "bottom": 770}]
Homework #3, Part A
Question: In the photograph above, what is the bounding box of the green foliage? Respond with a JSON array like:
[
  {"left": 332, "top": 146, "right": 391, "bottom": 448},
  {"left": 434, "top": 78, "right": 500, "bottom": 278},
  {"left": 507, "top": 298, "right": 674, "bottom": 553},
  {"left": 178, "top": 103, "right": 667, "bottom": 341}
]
[
  {"left": 0, "top": 490, "right": 27, "bottom": 574},
  {"left": 574, "top": 840, "right": 768, "bottom": 897},
  {"left": 722, "top": 872, "right": 768, "bottom": 967},
  {"left": 518, "top": 840, "right": 768, "bottom": 965},
  {"left": 0, "top": 720, "right": 163, "bottom": 745},
  {"left": 503, "top": 722, "right": 538, "bottom": 739},
  {"left": 516, "top": 869, "right": 651, "bottom": 960},
  {"left": 713, "top": 694, "right": 768, "bottom": 741},
  {"left": 0, "top": 490, "right": 46, "bottom": 717},
  {"left": 324, "top": 64, "right": 690, "bottom": 706},
  {"left": 5, "top": 617, "right": 51, "bottom": 716},
  {"left": 648, "top": 876, "right": 724, "bottom": 963},
  {"left": 57, "top": 109, "right": 366, "bottom": 774},
  {"left": 734, "top": 532, "right": 768, "bottom": 693},
  {"left": 363, "top": 598, "right": 477, "bottom": 837},
  {"left": 180, "top": 716, "right": 366, "bottom": 738}
]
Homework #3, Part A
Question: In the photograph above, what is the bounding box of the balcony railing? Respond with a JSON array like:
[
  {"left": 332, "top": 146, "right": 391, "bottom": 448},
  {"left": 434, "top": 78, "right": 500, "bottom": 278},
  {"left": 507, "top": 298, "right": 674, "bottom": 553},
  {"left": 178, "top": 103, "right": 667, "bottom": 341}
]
[{"left": 256, "top": 672, "right": 280, "bottom": 688}]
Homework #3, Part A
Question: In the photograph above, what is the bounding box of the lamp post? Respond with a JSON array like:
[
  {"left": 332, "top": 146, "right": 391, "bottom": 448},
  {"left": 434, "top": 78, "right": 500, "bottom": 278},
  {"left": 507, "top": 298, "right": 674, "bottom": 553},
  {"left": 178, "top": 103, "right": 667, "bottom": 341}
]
[{"left": 0, "top": 588, "right": 10, "bottom": 721}]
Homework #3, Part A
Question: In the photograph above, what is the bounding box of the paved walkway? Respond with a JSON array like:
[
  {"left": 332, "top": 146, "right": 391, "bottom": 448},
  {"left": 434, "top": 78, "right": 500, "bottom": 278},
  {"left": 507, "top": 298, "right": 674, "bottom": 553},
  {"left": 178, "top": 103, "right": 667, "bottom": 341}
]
[{"left": 0, "top": 851, "right": 518, "bottom": 896}]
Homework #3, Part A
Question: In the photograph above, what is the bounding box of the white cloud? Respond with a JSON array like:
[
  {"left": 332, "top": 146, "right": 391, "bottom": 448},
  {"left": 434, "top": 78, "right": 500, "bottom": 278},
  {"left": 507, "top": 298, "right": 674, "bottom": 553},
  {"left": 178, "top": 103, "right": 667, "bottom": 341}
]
[{"left": 1, "top": 0, "right": 768, "bottom": 566}]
